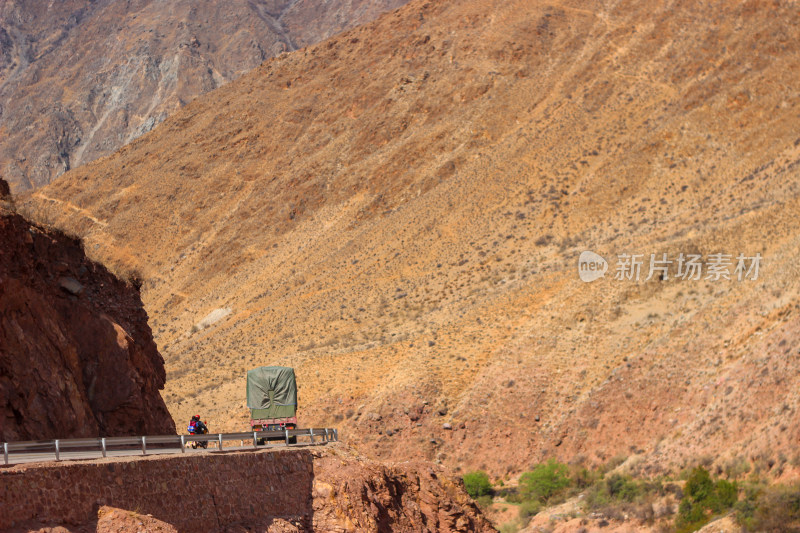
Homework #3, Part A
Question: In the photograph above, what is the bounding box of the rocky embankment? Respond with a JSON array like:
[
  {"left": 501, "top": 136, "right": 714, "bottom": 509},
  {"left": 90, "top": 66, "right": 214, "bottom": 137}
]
[
  {"left": 1, "top": 445, "right": 494, "bottom": 532},
  {"left": 0, "top": 179, "right": 174, "bottom": 441}
]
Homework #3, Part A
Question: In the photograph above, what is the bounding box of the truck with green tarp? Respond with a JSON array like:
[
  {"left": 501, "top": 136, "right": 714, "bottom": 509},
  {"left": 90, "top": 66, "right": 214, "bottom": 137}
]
[{"left": 247, "top": 366, "right": 298, "bottom": 441}]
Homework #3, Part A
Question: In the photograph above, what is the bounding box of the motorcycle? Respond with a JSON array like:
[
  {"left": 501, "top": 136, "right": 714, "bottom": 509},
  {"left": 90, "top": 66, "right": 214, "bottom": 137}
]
[{"left": 188, "top": 422, "right": 209, "bottom": 449}]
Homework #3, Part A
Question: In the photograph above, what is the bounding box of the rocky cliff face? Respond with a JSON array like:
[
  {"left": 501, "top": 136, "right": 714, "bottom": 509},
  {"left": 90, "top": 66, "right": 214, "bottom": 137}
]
[
  {"left": 0, "top": 180, "right": 174, "bottom": 440},
  {"left": 312, "top": 451, "right": 493, "bottom": 532},
  {"left": 0, "top": 0, "right": 406, "bottom": 192}
]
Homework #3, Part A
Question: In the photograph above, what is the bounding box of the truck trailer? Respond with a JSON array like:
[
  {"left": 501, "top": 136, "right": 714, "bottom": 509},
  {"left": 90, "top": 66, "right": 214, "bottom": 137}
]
[{"left": 247, "top": 366, "right": 298, "bottom": 442}]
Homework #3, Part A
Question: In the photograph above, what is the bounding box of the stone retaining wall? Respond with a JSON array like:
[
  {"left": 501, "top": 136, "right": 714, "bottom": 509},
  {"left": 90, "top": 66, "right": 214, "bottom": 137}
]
[{"left": 1, "top": 449, "right": 314, "bottom": 532}]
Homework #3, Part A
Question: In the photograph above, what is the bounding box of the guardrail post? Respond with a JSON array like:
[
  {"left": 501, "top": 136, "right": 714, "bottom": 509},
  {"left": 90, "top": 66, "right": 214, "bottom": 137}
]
[
  {"left": 324, "top": 428, "right": 329, "bottom": 441},
  {"left": 3, "top": 442, "right": 8, "bottom": 465},
  {"left": 253, "top": 432, "right": 258, "bottom": 449},
  {"left": 334, "top": 429, "right": 338, "bottom": 441},
  {"left": 285, "top": 428, "right": 290, "bottom": 446},
  {"left": 180, "top": 435, "right": 186, "bottom": 452},
  {"left": 54, "top": 440, "right": 60, "bottom": 461},
  {"left": 309, "top": 429, "right": 315, "bottom": 444},
  {"left": 101, "top": 438, "right": 107, "bottom": 458},
  {"left": 218, "top": 434, "right": 223, "bottom": 451},
  {"left": 141, "top": 436, "right": 147, "bottom": 455}
]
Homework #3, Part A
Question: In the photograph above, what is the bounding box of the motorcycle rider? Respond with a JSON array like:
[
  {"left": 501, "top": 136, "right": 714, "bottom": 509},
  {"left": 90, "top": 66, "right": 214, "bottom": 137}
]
[
  {"left": 195, "top": 416, "right": 208, "bottom": 435},
  {"left": 188, "top": 415, "right": 209, "bottom": 448},
  {"left": 188, "top": 415, "right": 208, "bottom": 434},
  {"left": 187, "top": 415, "right": 199, "bottom": 434}
]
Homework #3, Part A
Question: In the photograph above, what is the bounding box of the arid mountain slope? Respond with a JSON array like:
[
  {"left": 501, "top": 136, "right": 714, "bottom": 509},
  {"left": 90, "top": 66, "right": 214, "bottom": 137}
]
[
  {"left": 22, "top": 0, "right": 800, "bottom": 477},
  {"left": 0, "top": 0, "right": 406, "bottom": 192},
  {"left": 0, "top": 180, "right": 174, "bottom": 441}
]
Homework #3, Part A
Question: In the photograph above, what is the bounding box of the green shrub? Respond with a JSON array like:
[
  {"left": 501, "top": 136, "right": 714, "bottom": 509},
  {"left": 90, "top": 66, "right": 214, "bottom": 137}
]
[
  {"left": 519, "top": 460, "right": 572, "bottom": 504},
  {"left": 585, "top": 473, "right": 663, "bottom": 514},
  {"left": 723, "top": 456, "right": 751, "bottom": 479},
  {"left": 675, "top": 467, "right": 738, "bottom": 532},
  {"left": 606, "top": 473, "right": 643, "bottom": 502},
  {"left": 735, "top": 481, "right": 800, "bottom": 531},
  {"left": 716, "top": 479, "right": 738, "bottom": 508},
  {"left": 518, "top": 499, "right": 542, "bottom": 523},
  {"left": 571, "top": 466, "right": 602, "bottom": 489},
  {"left": 475, "top": 494, "right": 494, "bottom": 509},
  {"left": 463, "top": 471, "right": 494, "bottom": 499},
  {"left": 498, "top": 486, "right": 523, "bottom": 503},
  {"left": 585, "top": 482, "right": 612, "bottom": 510},
  {"left": 734, "top": 481, "right": 763, "bottom": 529}
]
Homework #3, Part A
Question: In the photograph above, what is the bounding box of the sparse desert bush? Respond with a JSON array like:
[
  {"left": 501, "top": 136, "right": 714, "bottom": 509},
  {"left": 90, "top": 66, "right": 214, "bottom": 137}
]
[
  {"left": 519, "top": 460, "right": 572, "bottom": 504},
  {"left": 499, "top": 461, "right": 800, "bottom": 533},
  {"left": 475, "top": 494, "right": 494, "bottom": 509},
  {"left": 497, "top": 485, "right": 522, "bottom": 503},
  {"left": 600, "top": 454, "right": 628, "bottom": 474},
  {"left": 735, "top": 480, "right": 800, "bottom": 532},
  {"left": 584, "top": 472, "right": 666, "bottom": 523},
  {"left": 570, "top": 465, "right": 602, "bottom": 489},
  {"left": 518, "top": 499, "right": 542, "bottom": 523},
  {"left": 675, "top": 467, "right": 737, "bottom": 532},
  {"left": 723, "top": 456, "right": 751, "bottom": 479},
  {"left": 498, "top": 520, "right": 523, "bottom": 533},
  {"left": 462, "top": 471, "right": 494, "bottom": 499},
  {"left": 734, "top": 479, "right": 767, "bottom": 529},
  {"left": 607, "top": 473, "right": 646, "bottom": 502}
]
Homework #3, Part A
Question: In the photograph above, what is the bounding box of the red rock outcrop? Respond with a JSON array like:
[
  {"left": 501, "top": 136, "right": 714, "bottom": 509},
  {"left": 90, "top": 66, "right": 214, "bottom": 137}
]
[
  {"left": 312, "top": 453, "right": 493, "bottom": 532},
  {"left": 0, "top": 184, "right": 174, "bottom": 440}
]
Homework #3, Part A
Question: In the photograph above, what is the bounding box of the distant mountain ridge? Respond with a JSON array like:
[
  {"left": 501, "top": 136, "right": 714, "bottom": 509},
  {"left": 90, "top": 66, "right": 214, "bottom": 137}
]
[{"left": 0, "top": 0, "right": 407, "bottom": 192}]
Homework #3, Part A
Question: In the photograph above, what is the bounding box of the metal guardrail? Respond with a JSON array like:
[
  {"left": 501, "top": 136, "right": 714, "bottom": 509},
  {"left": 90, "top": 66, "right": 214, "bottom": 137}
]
[{"left": 1, "top": 428, "right": 338, "bottom": 466}]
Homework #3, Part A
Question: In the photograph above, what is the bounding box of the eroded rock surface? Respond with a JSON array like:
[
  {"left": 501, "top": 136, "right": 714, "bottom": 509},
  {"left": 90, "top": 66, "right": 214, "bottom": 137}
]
[{"left": 0, "top": 182, "right": 174, "bottom": 440}]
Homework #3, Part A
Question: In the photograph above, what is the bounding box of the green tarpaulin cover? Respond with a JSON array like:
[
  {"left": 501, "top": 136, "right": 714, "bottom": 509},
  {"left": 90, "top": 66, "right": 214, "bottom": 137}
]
[{"left": 246, "top": 366, "right": 297, "bottom": 419}]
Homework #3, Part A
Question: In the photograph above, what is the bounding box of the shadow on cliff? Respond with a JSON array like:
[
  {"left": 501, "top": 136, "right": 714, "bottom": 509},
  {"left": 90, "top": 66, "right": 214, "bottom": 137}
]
[{"left": 0, "top": 206, "right": 175, "bottom": 442}]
